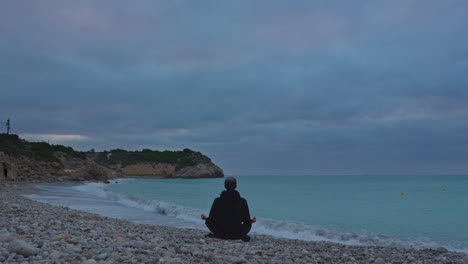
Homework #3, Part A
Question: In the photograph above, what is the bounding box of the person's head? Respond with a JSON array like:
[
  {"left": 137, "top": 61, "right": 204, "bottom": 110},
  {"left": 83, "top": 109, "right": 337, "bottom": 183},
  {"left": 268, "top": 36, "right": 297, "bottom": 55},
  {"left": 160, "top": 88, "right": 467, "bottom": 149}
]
[{"left": 224, "top": 177, "right": 237, "bottom": 191}]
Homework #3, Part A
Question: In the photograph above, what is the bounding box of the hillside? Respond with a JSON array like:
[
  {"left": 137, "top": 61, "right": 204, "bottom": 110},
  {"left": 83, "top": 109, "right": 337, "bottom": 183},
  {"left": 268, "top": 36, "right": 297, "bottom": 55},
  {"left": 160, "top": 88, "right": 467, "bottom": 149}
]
[
  {"left": 89, "top": 148, "right": 223, "bottom": 178},
  {"left": 0, "top": 134, "right": 223, "bottom": 182}
]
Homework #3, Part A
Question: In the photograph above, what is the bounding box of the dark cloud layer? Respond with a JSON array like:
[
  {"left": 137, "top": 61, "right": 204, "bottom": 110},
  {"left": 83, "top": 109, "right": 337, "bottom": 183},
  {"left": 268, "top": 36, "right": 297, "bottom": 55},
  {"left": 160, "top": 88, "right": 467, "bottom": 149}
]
[{"left": 1, "top": 1, "right": 468, "bottom": 175}]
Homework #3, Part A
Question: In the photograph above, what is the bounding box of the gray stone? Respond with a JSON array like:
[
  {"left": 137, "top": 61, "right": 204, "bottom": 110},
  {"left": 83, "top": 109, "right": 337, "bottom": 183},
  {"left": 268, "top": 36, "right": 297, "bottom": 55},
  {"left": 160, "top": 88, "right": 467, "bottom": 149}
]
[
  {"left": 51, "top": 233, "right": 72, "bottom": 241},
  {"left": 48, "top": 250, "right": 61, "bottom": 259},
  {"left": 95, "top": 253, "right": 108, "bottom": 260},
  {"left": 34, "top": 239, "right": 47, "bottom": 248},
  {"left": 133, "top": 249, "right": 149, "bottom": 254},
  {"left": 374, "top": 257, "right": 385, "bottom": 264},
  {"left": 6, "top": 239, "right": 37, "bottom": 257},
  {"left": 81, "top": 259, "right": 98, "bottom": 264},
  {"left": 122, "top": 242, "right": 135, "bottom": 248},
  {"left": 0, "top": 232, "right": 13, "bottom": 242},
  {"left": 67, "top": 239, "right": 80, "bottom": 245},
  {"left": 82, "top": 252, "right": 93, "bottom": 259},
  {"left": 1, "top": 250, "right": 10, "bottom": 258},
  {"left": 6, "top": 252, "right": 17, "bottom": 261},
  {"left": 230, "top": 257, "right": 247, "bottom": 264},
  {"left": 436, "top": 247, "right": 449, "bottom": 253},
  {"left": 30, "top": 256, "right": 42, "bottom": 261},
  {"left": 65, "top": 247, "right": 83, "bottom": 254},
  {"left": 157, "top": 258, "right": 177, "bottom": 264}
]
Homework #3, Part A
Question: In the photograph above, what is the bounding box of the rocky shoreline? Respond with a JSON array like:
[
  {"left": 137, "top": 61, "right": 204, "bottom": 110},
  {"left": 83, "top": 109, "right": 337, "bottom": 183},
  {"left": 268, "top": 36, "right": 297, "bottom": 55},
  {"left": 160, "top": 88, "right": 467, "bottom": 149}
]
[{"left": 0, "top": 186, "right": 467, "bottom": 263}]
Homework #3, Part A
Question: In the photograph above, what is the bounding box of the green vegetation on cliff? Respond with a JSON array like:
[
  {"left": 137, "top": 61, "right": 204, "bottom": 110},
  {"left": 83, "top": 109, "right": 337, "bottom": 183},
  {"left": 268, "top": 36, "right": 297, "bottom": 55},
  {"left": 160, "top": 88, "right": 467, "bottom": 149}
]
[
  {"left": 0, "top": 133, "right": 85, "bottom": 164},
  {"left": 1, "top": 134, "right": 222, "bottom": 180},
  {"left": 1, "top": 134, "right": 203, "bottom": 170},
  {"left": 0, "top": 134, "right": 27, "bottom": 156},
  {"left": 95, "top": 148, "right": 196, "bottom": 168}
]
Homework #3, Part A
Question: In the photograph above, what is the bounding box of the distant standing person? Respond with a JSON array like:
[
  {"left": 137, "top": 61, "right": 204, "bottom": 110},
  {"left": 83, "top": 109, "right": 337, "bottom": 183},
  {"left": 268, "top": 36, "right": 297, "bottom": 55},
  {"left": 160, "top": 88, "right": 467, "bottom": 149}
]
[{"left": 201, "top": 177, "right": 256, "bottom": 242}]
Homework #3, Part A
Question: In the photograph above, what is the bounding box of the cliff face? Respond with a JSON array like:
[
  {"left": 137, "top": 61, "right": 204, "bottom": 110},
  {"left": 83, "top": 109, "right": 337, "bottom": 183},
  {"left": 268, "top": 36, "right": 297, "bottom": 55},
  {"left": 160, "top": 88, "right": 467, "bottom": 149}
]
[
  {"left": 0, "top": 151, "right": 110, "bottom": 183},
  {"left": 91, "top": 150, "right": 223, "bottom": 178},
  {"left": 0, "top": 134, "right": 223, "bottom": 182},
  {"left": 0, "top": 134, "right": 110, "bottom": 182}
]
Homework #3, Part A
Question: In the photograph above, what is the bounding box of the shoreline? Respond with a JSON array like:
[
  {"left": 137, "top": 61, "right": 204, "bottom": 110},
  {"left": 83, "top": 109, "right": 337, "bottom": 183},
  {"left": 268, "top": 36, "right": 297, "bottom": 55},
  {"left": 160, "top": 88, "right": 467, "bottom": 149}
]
[{"left": 1, "top": 183, "right": 468, "bottom": 263}]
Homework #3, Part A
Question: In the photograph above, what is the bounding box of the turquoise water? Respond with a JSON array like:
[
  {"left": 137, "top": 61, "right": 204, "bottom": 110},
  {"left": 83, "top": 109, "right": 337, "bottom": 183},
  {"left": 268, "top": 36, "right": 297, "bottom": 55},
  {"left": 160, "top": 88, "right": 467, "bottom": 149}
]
[{"left": 28, "top": 175, "right": 468, "bottom": 251}]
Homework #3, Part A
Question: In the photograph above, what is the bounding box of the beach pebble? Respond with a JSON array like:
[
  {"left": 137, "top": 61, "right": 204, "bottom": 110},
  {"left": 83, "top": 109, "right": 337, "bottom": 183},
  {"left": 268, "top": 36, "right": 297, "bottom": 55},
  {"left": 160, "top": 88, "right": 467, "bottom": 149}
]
[
  {"left": 228, "top": 256, "right": 247, "bottom": 263},
  {"left": 0, "top": 233, "right": 13, "bottom": 242},
  {"left": 67, "top": 238, "right": 80, "bottom": 245},
  {"left": 82, "top": 251, "right": 93, "bottom": 259},
  {"left": 95, "top": 253, "right": 108, "bottom": 260},
  {"left": 52, "top": 233, "right": 72, "bottom": 241},
  {"left": 6, "top": 252, "right": 16, "bottom": 262},
  {"left": 374, "top": 257, "right": 385, "bottom": 264},
  {"left": 81, "top": 259, "right": 98, "bottom": 264},
  {"left": 115, "top": 236, "right": 125, "bottom": 243},
  {"left": 436, "top": 247, "right": 449, "bottom": 253},
  {"left": 34, "top": 239, "right": 47, "bottom": 248},
  {"left": 6, "top": 239, "right": 37, "bottom": 257},
  {"left": 48, "top": 249, "right": 61, "bottom": 259},
  {"left": 157, "top": 257, "right": 178, "bottom": 264}
]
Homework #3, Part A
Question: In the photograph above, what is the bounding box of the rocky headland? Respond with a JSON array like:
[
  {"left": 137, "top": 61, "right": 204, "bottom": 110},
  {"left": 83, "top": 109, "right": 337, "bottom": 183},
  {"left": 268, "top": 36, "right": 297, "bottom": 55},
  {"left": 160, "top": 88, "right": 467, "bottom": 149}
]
[
  {"left": 0, "top": 133, "right": 223, "bottom": 183},
  {"left": 88, "top": 148, "right": 223, "bottom": 179}
]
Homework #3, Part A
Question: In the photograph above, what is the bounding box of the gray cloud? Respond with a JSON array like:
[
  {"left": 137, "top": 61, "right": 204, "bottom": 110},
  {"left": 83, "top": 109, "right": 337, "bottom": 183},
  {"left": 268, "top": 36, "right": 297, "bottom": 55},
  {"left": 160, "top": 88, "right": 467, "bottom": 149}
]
[{"left": 1, "top": 0, "right": 468, "bottom": 174}]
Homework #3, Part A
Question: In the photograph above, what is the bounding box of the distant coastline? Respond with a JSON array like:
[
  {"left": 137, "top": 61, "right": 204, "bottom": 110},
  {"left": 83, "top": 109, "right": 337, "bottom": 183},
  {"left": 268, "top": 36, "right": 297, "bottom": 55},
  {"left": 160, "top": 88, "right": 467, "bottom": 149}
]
[{"left": 0, "top": 133, "right": 223, "bottom": 184}]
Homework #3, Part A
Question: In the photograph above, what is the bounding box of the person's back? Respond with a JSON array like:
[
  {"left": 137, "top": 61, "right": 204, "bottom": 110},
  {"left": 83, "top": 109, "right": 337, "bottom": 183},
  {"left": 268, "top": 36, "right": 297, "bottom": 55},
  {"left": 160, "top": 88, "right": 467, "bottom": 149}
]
[{"left": 201, "top": 177, "right": 256, "bottom": 241}]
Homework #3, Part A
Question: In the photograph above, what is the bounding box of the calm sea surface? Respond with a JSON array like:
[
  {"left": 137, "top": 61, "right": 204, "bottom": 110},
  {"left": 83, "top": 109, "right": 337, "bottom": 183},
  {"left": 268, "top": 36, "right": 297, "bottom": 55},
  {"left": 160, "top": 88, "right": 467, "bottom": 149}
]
[{"left": 27, "top": 175, "right": 468, "bottom": 252}]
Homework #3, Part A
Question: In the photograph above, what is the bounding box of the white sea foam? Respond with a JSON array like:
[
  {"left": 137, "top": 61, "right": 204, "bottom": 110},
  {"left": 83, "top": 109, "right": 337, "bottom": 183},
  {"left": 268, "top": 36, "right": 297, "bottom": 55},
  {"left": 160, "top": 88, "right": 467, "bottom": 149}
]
[
  {"left": 73, "top": 182, "right": 109, "bottom": 198},
  {"left": 72, "top": 181, "right": 204, "bottom": 224},
  {"left": 69, "top": 181, "right": 468, "bottom": 253}
]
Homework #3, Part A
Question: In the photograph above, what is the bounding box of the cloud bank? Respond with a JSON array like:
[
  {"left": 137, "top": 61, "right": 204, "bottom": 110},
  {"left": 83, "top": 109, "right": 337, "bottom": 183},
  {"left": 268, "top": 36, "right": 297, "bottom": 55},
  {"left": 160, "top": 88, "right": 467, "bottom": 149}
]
[{"left": 1, "top": 0, "right": 468, "bottom": 174}]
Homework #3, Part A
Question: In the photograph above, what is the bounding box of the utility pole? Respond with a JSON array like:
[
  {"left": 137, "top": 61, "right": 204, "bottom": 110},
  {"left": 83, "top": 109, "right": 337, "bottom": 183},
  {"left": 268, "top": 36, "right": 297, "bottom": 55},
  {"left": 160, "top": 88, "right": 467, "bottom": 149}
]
[{"left": 6, "top": 118, "right": 10, "bottom": 134}]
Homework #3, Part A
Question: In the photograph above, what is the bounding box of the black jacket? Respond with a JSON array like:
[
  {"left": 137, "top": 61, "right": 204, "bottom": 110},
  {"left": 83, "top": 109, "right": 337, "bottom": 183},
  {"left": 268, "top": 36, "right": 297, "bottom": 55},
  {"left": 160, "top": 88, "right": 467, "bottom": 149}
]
[{"left": 205, "top": 190, "right": 252, "bottom": 239}]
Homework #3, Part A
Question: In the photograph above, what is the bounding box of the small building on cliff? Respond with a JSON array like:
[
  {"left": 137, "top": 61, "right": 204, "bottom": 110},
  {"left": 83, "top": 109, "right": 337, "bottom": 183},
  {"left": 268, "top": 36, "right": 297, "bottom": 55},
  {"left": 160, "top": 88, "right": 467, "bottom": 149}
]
[{"left": 0, "top": 152, "right": 16, "bottom": 181}]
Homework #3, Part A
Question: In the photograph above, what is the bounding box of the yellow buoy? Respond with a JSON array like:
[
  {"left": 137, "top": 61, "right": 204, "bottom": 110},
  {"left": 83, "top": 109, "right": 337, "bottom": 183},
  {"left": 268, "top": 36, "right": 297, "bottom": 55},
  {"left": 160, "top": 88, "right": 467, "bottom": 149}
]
[
  {"left": 442, "top": 188, "right": 446, "bottom": 191},
  {"left": 400, "top": 192, "right": 404, "bottom": 195}
]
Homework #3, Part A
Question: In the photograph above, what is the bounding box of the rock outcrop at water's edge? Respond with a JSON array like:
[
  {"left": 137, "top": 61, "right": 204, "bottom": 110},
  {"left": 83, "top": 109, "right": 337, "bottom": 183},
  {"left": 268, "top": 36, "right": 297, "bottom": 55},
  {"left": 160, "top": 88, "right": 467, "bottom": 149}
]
[
  {"left": 92, "top": 150, "right": 224, "bottom": 178},
  {"left": 0, "top": 133, "right": 223, "bottom": 183},
  {"left": 116, "top": 162, "right": 223, "bottom": 178}
]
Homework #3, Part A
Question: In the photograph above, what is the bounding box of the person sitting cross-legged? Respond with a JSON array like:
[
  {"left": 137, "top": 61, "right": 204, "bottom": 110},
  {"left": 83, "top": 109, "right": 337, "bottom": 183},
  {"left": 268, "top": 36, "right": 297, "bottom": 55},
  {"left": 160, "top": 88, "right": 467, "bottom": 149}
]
[{"left": 201, "top": 177, "right": 256, "bottom": 242}]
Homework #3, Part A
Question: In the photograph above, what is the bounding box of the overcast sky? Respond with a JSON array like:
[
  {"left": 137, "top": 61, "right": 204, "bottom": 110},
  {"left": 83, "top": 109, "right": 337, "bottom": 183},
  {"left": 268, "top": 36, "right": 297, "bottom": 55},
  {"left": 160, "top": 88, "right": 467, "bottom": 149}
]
[{"left": 1, "top": 1, "right": 468, "bottom": 175}]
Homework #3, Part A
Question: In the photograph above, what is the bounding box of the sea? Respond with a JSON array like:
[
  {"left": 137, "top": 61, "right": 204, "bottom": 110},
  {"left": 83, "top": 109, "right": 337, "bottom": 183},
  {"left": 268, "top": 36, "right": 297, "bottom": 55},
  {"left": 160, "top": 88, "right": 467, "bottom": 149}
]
[{"left": 25, "top": 175, "right": 468, "bottom": 252}]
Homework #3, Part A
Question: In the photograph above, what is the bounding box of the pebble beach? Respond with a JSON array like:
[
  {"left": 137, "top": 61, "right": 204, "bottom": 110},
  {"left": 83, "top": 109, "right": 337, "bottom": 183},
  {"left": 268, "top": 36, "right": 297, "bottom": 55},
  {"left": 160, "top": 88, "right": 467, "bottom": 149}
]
[{"left": 1, "top": 184, "right": 468, "bottom": 264}]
